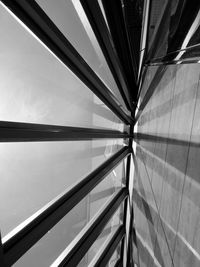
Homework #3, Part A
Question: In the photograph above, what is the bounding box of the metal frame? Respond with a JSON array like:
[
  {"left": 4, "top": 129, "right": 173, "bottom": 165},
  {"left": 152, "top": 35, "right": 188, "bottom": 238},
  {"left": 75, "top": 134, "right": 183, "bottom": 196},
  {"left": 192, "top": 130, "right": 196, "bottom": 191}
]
[
  {"left": 1, "top": 0, "right": 133, "bottom": 125},
  {"left": 93, "top": 226, "right": 125, "bottom": 267},
  {"left": 120, "top": 124, "right": 134, "bottom": 266},
  {"left": 101, "top": 0, "right": 138, "bottom": 102},
  {"left": 51, "top": 188, "right": 128, "bottom": 267},
  {"left": 127, "top": 203, "right": 135, "bottom": 266},
  {"left": 121, "top": 0, "right": 140, "bottom": 83},
  {"left": 138, "top": 0, "right": 151, "bottom": 82},
  {"left": 145, "top": 43, "right": 200, "bottom": 66},
  {"left": 120, "top": 154, "right": 131, "bottom": 265},
  {"left": 0, "top": 0, "right": 136, "bottom": 266},
  {"left": 2, "top": 147, "right": 130, "bottom": 266},
  {"left": 0, "top": 121, "right": 132, "bottom": 142},
  {"left": 114, "top": 259, "right": 123, "bottom": 267},
  {"left": 80, "top": 0, "right": 134, "bottom": 112},
  {"left": 120, "top": 155, "right": 131, "bottom": 265},
  {"left": 146, "top": 0, "right": 171, "bottom": 62}
]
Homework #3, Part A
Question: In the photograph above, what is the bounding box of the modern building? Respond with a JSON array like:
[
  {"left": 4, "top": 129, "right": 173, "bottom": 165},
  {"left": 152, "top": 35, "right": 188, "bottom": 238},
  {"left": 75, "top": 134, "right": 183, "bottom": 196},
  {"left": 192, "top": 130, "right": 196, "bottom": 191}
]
[{"left": 0, "top": 0, "right": 199, "bottom": 266}]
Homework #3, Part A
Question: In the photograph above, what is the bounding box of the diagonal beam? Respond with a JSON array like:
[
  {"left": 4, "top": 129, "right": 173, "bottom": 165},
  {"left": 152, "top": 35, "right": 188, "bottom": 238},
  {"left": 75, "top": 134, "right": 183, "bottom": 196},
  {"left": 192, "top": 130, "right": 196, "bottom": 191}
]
[
  {"left": 1, "top": 0, "right": 133, "bottom": 125},
  {"left": 3, "top": 147, "right": 131, "bottom": 266},
  {"left": 51, "top": 188, "right": 128, "bottom": 267},
  {"left": 79, "top": 0, "right": 134, "bottom": 112}
]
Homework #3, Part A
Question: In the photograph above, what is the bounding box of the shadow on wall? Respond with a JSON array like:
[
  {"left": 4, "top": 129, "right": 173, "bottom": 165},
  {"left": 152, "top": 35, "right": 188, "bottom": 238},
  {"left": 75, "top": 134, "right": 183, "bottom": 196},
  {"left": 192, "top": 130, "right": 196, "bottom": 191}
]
[{"left": 133, "top": 63, "right": 200, "bottom": 267}]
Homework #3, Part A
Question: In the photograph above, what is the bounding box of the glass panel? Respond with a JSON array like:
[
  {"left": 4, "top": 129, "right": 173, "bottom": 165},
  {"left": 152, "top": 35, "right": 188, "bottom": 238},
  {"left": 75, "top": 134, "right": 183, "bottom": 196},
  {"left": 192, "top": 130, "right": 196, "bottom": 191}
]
[
  {"left": 148, "top": 0, "right": 200, "bottom": 62},
  {"left": 35, "top": 0, "right": 129, "bottom": 112},
  {"left": 13, "top": 182, "right": 124, "bottom": 267},
  {"left": 0, "top": 3, "right": 124, "bottom": 131},
  {"left": 78, "top": 158, "right": 126, "bottom": 266},
  {"left": 89, "top": 160, "right": 126, "bottom": 220},
  {"left": 82, "top": 203, "right": 124, "bottom": 266},
  {"left": 107, "top": 241, "right": 122, "bottom": 267},
  {"left": 0, "top": 139, "right": 125, "bottom": 237}
]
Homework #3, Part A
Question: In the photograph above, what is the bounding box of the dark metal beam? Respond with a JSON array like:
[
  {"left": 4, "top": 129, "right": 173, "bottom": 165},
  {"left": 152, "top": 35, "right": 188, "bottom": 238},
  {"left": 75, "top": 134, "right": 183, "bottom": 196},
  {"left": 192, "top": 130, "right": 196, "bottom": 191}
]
[
  {"left": 0, "top": 234, "right": 6, "bottom": 267},
  {"left": 137, "top": 0, "right": 151, "bottom": 86},
  {"left": 51, "top": 188, "right": 128, "bottom": 267},
  {"left": 79, "top": 0, "right": 134, "bottom": 112},
  {"left": 92, "top": 226, "right": 125, "bottom": 267},
  {"left": 114, "top": 259, "right": 123, "bottom": 267},
  {"left": 3, "top": 147, "right": 131, "bottom": 266},
  {"left": 0, "top": 121, "right": 132, "bottom": 142},
  {"left": 121, "top": 124, "right": 133, "bottom": 266},
  {"left": 126, "top": 202, "right": 134, "bottom": 266},
  {"left": 101, "top": 0, "right": 138, "bottom": 102},
  {"left": 145, "top": 43, "right": 200, "bottom": 66},
  {"left": 1, "top": 0, "right": 133, "bottom": 125},
  {"left": 120, "top": 155, "right": 131, "bottom": 265}
]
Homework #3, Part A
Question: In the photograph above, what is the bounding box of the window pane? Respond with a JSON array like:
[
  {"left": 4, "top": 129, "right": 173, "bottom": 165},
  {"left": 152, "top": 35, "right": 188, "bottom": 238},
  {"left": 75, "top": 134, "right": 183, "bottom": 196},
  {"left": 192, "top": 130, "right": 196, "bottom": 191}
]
[
  {"left": 13, "top": 183, "right": 124, "bottom": 267},
  {"left": 107, "top": 241, "right": 122, "bottom": 267},
  {"left": 0, "top": 139, "right": 125, "bottom": 237},
  {"left": 89, "top": 160, "right": 126, "bottom": 220},
  {"left": 81, "top": 203, "right": 124, "bottom": 266},
  {"left": 35, "top": 0, "right": 129, "bottom": 112},
  {"left": 0, "top": 3, "right": 124, "bottom": 131}
]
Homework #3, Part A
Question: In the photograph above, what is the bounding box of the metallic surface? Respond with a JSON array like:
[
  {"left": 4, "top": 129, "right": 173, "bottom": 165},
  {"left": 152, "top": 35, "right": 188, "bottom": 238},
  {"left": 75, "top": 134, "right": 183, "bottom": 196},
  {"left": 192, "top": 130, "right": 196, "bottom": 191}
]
[
  {"left": 92, "top": 226, "right": 125, "bottom": 267},
  {"left": 0, "top": 121, "right": 132, "bottom": 142},
  {"left": 1, "top": 0, "right": 133, "bottom": 125},
  {"left": 3, "top": 147, "right": 131, "bottom": 266},
  {"left": 80, "top": 0, "right": 134, "bottom": 112},
  {"left": 147, "top": 0, "right": 200, "bottom": 65},
  {"left": 101, "top": 0, "right": 138, "bottom": 103},
  {"left": 51, "top": 188, "right": 128, "bottom": 266}
]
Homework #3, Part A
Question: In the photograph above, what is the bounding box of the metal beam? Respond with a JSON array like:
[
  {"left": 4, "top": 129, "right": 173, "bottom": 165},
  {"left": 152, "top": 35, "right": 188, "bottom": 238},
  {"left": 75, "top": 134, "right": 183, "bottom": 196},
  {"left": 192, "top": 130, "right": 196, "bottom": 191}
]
[
  {"left": 51, "top": 188, "right": 128, "bottom": 267},
  {"left": 114, "top": 259, "right": 123, "bottom": 267},
  {"left": 3, "top": 147, "right": 131, "bottom": 266},
  {"left": 121, "top": 124, "right": 133, "bottom": 266},
  {"left": 138, "top": 0, "right": 151, "bottom": 83},
  {"left": 92, "top": 226, "right": 125, "bottom": 267},
  {"left": 0, "top": 121, "right": 132, "bottom": 142},
  {"left": 79, "top": 0, "right": 134, "bottom": 112},
  {"left": 1, "top": 0, "right": 133, "bottom": 125},
  {"left": 101, "top": 0, "right": 138, "bottom": 102}
]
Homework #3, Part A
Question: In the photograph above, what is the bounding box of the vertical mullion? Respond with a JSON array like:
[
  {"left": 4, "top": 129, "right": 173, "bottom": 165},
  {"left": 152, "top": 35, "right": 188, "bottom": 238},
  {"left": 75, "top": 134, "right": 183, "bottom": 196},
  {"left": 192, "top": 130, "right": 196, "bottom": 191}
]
[
  {"left": 79, "top": 0, "right": 133, "bottom": 112},
  {"left": 120, "top": 155, "right": 131, "bottom": 266},
  {"left": 138, "top": 0, "right": 151, "bottom": 81},
  {"left": 121, "top": 124, "right": 133, "bottom": 266}
]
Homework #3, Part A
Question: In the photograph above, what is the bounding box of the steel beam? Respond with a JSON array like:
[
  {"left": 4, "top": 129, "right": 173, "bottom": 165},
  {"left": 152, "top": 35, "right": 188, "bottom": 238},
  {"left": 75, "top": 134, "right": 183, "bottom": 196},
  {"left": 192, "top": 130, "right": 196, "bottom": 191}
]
[
  {"left": 51, "top": 188, "right": 128, "bottom": 267},
  {"left": 3, "top": 147, "right": 131, "bottom": 266},
  {"left": 92, "top": 226, "right": 125, "bottom": 267},
  {"left": 79, "top": 0, "right": 134, "bottom": 112},
  {"left": 0, "top": 121, "right": 132, "bottom": 142},
  {"left": 1, "top": 0, "right": 133, "bottom": 125}
]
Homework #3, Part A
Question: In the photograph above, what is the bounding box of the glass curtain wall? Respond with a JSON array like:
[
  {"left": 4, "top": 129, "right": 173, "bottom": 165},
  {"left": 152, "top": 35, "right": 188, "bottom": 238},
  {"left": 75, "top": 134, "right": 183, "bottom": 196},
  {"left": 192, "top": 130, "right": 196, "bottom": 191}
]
[{"left": 0, "top": 1, "right": 132, "bottom": 266}]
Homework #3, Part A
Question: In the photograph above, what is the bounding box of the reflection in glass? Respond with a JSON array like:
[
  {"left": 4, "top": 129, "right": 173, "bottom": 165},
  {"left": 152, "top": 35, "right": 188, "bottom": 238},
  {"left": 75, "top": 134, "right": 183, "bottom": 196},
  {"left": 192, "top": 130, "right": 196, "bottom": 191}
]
[
  {"left": 0, "top": 3, "right": 124, "bottom": 131},
  {"left": 35, "top": 0, "right": 129, "bottom": 112},
  {"left": 0, "top": 139, "right": 125, "bottom": 237}
]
